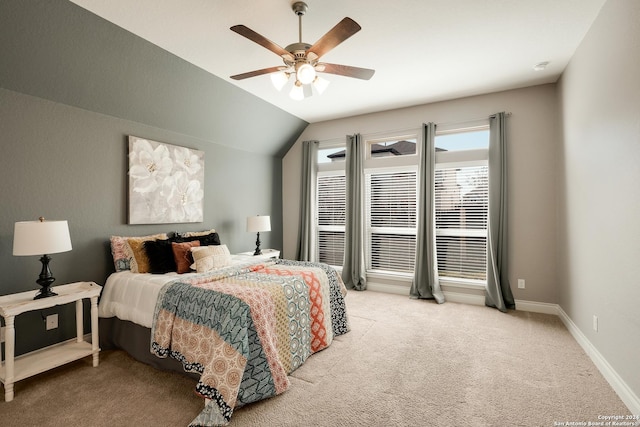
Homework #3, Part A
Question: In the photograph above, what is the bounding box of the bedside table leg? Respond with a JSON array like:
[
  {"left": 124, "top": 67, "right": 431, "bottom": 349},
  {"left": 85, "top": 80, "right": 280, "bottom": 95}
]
[
  {"left": 90, "top": 296, "right": 99, "bottom": 367},
  {"left": 75, "top": 300, "right": 83, "bottom": 343},
  {"left": 4, "top": 316, "right": 15, "bottom": 402}
]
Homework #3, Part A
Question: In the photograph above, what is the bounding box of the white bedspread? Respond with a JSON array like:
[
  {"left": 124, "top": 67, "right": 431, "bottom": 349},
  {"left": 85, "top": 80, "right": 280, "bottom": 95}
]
[
  {"left": 98, "top": 271, "right": 183, "bottom": 328},
  {"left": 98, "top": 255, "right": 261, "bottom": 328}
]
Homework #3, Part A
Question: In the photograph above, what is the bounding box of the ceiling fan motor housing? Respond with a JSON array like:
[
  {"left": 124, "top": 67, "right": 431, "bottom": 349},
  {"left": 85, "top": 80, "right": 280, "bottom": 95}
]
[{"left": 292, "top": 2, "right": 308, "bottom": 16}]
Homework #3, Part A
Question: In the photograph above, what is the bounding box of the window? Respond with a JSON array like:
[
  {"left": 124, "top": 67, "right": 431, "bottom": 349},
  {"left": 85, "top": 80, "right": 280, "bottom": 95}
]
[
  {"left": 364, "top": 134, "right": 419, "bottom": 275},
  {"left": 318, "top": 146, "right": 346, "bottom": 164},
  {"left": 315, "top": 139, "right": 346, "bottom": 268},
  {"left": 310, "top": 125, "right": 489, "bottom": 285},
  {"left": 366, "top": 170, "right": 417, "bottom": 273},
  {"left": 317, "top": 173, "right": 345, "bottom": 266},
  {"left": 368, "top": 138, "right": 417, "bottom": 158},
  {"left": 435, "top": 127, "right": 489, "bottom": 283}
]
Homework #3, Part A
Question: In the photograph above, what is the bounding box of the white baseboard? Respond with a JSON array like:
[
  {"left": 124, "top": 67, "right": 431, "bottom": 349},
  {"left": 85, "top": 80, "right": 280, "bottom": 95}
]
[
  {"left": 556, "top": 307, "right": 640, "bottom": 415},
  {"left": 514, "top": 299, "right": 560, "bottom": 315},
  {"left": 443, "top": 291, "right": 484, "bottom": 306},
  {"left": 366, "top": 282, "right": 409, "bottom": 295}
]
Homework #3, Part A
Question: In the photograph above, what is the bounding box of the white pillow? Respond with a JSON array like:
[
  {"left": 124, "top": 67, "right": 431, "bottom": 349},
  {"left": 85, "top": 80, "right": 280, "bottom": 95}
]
[{"left": 191, "top": 245, "right": 231, "bottom": 273}]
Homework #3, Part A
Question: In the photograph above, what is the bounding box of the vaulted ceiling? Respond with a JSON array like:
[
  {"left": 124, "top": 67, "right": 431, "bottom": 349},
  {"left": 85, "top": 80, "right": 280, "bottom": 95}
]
[{"left": 70, "top": 0, "right": 606, "bottom": 123}]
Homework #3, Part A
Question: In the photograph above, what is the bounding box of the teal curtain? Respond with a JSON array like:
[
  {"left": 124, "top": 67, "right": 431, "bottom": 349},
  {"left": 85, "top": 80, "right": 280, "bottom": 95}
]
[
  {"left": 410, "top": 123, "right": 444, "bottom": 303},
  {"left": 486, "top": 112, "right": 515, "bottom": 312},
  {"left": 296, "top": 140, "right": 318, "bottom": 262},
  {"left": 341, "top": 134, "right": 366, "bottom": 290}
]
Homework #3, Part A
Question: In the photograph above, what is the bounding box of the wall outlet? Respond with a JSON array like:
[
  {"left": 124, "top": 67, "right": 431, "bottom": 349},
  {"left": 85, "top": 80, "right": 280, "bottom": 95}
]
[
  {"left": 517, "top": 279, "right": 525, "bottom": 289},
  {"left": 46, "top": 314, "right": 59, "bottom": 330},
  {"left": 593, "top": 315, "right": 598, "bottom": 332}
]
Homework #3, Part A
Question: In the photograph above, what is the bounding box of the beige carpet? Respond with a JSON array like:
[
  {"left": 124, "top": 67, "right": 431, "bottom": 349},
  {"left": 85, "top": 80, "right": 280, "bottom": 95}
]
[{"left": 0, "top": 290, "right": 630, "bottom": 426}]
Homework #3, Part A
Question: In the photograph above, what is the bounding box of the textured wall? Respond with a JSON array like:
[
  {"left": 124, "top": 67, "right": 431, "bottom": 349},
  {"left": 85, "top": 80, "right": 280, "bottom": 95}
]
[{"left": 0, "top": 0, "right": 306, "bottom": 355}]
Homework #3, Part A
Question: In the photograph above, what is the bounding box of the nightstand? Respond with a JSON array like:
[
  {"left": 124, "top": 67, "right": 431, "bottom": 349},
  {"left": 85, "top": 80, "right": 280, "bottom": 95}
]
[
  {"left": 236, "top": 249, "right": 280, "bottom": 261},
  {"left": 0, "top": 281, "right": 101, "bottom": 402}
]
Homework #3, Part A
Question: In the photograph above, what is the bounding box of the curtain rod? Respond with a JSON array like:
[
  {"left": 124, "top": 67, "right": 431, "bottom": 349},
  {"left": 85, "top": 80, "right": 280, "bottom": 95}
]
[
  {"left": 434, "top": 112, "right": 512, "bottom": 129},
  {"left": 316, "top": 112, "right": 511, "bottom": 144}
]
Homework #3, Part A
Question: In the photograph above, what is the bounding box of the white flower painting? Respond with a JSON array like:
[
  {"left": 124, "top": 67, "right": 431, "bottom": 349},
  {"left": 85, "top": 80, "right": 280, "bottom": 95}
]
[{"left": 128, "top": 136, "right": 204, "bottom": 224}]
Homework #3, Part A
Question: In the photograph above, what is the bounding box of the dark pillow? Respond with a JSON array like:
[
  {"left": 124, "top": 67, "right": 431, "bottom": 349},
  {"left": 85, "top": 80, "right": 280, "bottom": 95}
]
[
  {"left": 144, "top": 239, "right": 177, "bottom": 274},
  {"left": 172, "top": 241, "right": 201, "bottom": 273},
  {"left": 175, "top": 232, "right": 221, "bottom": 246}
]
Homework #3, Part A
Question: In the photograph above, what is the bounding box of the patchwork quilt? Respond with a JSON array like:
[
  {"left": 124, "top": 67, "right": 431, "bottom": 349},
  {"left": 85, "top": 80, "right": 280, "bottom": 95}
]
[{"left": 151, "top": 259, "right": 349, "bottom": 426}]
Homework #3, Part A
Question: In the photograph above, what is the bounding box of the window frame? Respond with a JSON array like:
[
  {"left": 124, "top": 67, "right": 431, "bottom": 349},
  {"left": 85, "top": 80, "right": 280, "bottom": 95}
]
[
  {"left": 434, "top": 124, "right": 490, "bottom": 288},
  {"left": 363, "top": 131, "right": 420, "bottom": 276},
  {"left": 315, "top": 139, "right": 347, "bottom": 268}
]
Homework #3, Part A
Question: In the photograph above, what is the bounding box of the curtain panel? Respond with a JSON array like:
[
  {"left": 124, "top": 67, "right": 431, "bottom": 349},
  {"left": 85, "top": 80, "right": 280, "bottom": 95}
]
[
  {"left": 410, "top": 123, "right": 444, "bottom": 302},
  {"left": 341, "top": 134, "right": 367, "bottom": 290},
  {"left": 296, "top": 140, "right": 318, "bottom": 262},
  {"left": 486, "top": 112, "right": 515, "bottom": 312}
]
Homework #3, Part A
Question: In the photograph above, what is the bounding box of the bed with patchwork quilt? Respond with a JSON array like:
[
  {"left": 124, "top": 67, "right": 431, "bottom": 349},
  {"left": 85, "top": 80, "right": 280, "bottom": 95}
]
[{"left": 99, "top": 236, "right": 349, "bottom": 427}]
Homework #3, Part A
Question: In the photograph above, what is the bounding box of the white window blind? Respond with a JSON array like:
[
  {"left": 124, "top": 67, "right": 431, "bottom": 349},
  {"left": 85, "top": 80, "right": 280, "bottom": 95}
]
[
  {"left": 317, "top": 174, "right": 345, "bottom": 266},
  {"left": 366, "top": 171, "right": 417, "bottom": 273},
  {"left": 434, "top": 165, "right": 488, "bottom": 281}
]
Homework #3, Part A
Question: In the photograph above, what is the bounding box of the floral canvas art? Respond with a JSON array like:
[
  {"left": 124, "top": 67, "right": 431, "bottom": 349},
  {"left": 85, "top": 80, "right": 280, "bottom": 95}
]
[{"left": 128, "top": 136, "right": 204, "bottom": 224}]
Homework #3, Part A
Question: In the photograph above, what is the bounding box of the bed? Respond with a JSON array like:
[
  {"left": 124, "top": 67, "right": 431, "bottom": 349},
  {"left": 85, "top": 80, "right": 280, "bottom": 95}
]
[{"left": 98, "top": 231, "right": 349, "bottom": 426}]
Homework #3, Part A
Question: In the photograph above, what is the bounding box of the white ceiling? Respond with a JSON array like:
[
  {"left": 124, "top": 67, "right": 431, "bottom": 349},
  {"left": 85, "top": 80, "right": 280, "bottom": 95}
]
[{"left": 69, "top": 0, "right": 605, "bottom": 123}]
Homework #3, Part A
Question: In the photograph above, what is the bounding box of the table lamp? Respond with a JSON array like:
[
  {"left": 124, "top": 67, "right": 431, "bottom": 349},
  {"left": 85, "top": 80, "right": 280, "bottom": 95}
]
[
  {"left": 246, "top": 215, "right": 271, "bottom": 255},
  {"left": 13, "top": 217, "right": 72, "bottom": 299}
]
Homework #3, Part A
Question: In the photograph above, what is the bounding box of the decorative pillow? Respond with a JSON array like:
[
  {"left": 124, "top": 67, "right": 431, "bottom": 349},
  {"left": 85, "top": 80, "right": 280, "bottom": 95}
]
[
  {"left": 127, "top": 238, "right": 154, "bottom": 273},
  {"left": 172, "top": 241, "right": 201, "bottom": 274},
  {"left": 175, "top": 231, "right": 221, "bottom": 246},
  {"left": 180, "top": 229, "right": 216, "bottom": 238},
  {"left": 144, "top": 239, "right": 177, "bottom": 274},
  {"left": 110, "top": 233, "right": 167, "bottom": 272},
  {"left": 191, "top": 244, "right": 231, "bottom": 273}
]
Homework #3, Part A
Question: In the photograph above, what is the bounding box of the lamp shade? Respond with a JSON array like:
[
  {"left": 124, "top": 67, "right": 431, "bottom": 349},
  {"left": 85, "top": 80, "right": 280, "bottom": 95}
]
[
  {"left": 13, "top": 219, "right": 72, "bottom": 256},
  {"left": 246, "top": 215, "right": 271, "bottom": 233}
]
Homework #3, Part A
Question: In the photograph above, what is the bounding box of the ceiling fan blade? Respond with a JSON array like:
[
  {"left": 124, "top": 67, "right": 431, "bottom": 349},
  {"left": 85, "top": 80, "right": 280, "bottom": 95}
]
[
  {"left": 307, "top": 17, "right": 361, "bottom": 60},
  {"left": 230, "top": 25, "right": 294, "bottom": 61},
  {"left": 230, "top": 66, "right": 284, "bottom": 80},
  {"left": 318, "top": 63, "right": 375, "bottom": 80}
]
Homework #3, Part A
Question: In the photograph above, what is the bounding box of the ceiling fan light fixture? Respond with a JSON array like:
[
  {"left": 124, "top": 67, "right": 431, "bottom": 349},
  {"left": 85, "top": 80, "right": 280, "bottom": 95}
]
[
  {"left": 270, "top": 71, "right": 289, "bottom": 91},
  {"left": 230, "top": 1, "right": 374, "bottom": 100},
  {"left": 313, "top": 75, "right": 330, "bottom": 94},
  {"left": 296, "top": 62, "right": 316, "bottom": 85},
  {"left": 290, "top": 81, "right": 305, "bottom": 101}
]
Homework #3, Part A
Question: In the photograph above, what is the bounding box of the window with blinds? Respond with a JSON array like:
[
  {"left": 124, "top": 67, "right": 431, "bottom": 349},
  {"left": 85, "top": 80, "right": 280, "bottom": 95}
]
[
  {"left": 434, "top": 165, "right": 488, "bottom": 281},
  {"left": 366, "top": 171, "right": 417, "bottom": 273},
  {"left": 317, "top": 174, "right": 346, "bottom": 266}
]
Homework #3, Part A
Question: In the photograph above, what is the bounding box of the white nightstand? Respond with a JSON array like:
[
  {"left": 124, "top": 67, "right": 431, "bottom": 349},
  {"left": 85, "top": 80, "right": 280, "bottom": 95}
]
[
  {"left": 0, "top": 281, "right": 101, "bottom": 402},
  {"left": 236, "top": 249, "right": 280, "bottom": 261}
]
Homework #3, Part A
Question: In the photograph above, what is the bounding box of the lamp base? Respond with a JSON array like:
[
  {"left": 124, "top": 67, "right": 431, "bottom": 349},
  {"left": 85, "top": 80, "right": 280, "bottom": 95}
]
[
  {"left": 253, "top": 232, "right": 262, "bottom": 256},
  {"left": 34, "top": 286, "right": 58, "bottom": 299},
  {"left": 34, "top": 254, "right": 58, "bottom": 300}
]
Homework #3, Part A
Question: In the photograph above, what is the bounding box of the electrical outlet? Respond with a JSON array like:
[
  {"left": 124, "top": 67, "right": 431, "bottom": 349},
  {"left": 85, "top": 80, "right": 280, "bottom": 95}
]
[
  {"left": 593, "top": 315, "right": 598, "bottom": 332},
  {"left": 46, "top": 314, "right": 58, "bottom": 330},
  {"left": 517, "top": 279, "right": 525, "bottom": 289}
]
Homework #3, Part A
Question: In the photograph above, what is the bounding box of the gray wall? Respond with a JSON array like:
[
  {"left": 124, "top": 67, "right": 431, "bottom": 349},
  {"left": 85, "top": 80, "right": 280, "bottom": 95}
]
[
  {"left": 0, "top": 0, "right": 307, "bottom": 355},
  {"left": 558, "top": 0, "right": 640, "bottom": 407}
]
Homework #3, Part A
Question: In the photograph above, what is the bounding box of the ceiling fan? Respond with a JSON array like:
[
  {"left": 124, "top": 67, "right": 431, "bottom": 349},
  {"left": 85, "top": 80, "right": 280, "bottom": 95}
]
[{"left": 230, "top": 1, "right": 375, "bottom": 100}]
